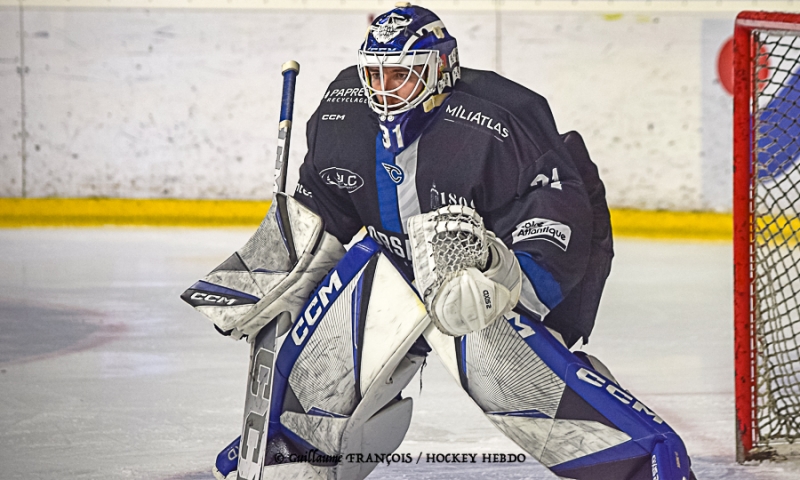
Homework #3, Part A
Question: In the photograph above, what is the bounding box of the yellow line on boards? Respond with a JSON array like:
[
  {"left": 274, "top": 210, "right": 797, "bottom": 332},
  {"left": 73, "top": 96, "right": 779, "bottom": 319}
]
[
  {"left": 610, "top": 209, "right": 731, "bottom": 241},
  {"left": 0, "top": 198, "right": 733, "bottom": 240},
  {"left": 0, "top": 198, "right": 271, "bottom": 227}
]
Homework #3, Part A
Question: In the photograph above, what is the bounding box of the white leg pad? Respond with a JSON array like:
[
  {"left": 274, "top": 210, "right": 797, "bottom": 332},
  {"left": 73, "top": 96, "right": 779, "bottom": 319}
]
[
  {"left": 337, "top": 398, "right": 414, "bottom": 480},
  {"left": 266, "top": 247, "right": 430, "bottom": 480}
]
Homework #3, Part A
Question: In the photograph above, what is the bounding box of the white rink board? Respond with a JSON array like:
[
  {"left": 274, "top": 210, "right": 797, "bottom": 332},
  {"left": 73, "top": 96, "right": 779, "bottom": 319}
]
[
  {"left": 15, "top": 9, "right": 372, "bottom": 200},
  {"left": 0, "top": 7, "right": 22, "bottom": 197},
  {"left": 501, "top": 12, "right": 704, "bottom": 211},
  {"left": 0, "top": 6, "right": 744, "bottom": 210}
]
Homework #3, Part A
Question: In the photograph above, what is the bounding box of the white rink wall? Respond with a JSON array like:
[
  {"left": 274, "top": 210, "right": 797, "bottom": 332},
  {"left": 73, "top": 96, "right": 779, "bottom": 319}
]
[{"left": 0, "top": 1, "right": 791, "bottom": 211}]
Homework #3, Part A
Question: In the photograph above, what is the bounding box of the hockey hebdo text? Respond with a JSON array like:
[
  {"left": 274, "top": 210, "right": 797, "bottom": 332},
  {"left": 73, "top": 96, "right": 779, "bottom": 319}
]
[{"left": 272, "top": 451, "right": 526, "bottom": 466}]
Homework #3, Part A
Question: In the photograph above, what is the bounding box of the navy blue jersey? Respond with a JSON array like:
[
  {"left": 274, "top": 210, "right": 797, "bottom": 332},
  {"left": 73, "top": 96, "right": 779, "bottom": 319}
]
[{"left": 294, "top": 66, "right": 613, "bottom": 346}]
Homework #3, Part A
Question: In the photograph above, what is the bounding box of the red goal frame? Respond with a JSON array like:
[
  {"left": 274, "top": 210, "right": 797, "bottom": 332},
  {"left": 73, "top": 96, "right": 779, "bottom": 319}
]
[{"left": 733, "top": 10, "right": 800, "bottom": 463}]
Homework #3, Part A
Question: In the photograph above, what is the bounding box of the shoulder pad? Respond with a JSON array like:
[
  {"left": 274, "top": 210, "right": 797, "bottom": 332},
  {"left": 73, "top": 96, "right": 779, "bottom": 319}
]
[{"left": 334, "top": 65, "right": 360, "bottom": 83}]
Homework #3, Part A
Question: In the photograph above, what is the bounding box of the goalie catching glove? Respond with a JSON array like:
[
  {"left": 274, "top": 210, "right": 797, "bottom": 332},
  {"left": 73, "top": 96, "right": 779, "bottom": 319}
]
[{"left": 408, "top": 206, "right": 522, "bottom": 336}]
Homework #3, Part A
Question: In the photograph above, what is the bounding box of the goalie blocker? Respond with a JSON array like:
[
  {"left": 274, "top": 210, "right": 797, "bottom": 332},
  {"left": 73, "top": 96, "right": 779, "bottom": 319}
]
[{"left": 181, "top": 193, "right": 346, "bottom": 340}]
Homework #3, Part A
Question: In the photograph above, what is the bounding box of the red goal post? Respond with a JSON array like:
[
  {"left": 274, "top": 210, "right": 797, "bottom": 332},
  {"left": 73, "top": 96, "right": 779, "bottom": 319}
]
[{"left": 734, "top": 10, "right": 800, "bottom": 463}]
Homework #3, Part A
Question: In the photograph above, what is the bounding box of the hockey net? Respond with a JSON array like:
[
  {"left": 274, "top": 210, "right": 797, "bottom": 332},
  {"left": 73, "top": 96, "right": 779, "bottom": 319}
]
[{"left": 734, "top": 11, "right": 800, "bottom": 462}]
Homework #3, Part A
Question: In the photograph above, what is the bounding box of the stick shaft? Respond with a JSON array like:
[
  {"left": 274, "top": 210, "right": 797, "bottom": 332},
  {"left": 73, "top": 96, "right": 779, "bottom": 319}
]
[
  {"left": 237, "top": 61, "right": 300, "bottom": 480},
  {"left": 273, "top": 61, "right": 299, "bottom": 198}
]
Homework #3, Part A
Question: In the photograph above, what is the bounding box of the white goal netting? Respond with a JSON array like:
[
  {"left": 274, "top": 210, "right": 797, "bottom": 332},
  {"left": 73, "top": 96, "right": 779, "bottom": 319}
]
[{"left": 751, "top": 29, "right": 800, "bottom": 456}]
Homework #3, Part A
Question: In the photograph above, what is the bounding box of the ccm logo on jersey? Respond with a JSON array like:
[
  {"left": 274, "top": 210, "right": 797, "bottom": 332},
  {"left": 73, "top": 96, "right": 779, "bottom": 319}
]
[
  {"left": 292, "top": 271, "right": 343, "bottom": 346},
  {"left": 512, "top": 218, "right": 572, "bottom": 251},
  {"left": 577, "top": 368, "right": 664, "bottom": 424},
  {"left": 321, "top": 114, "right": 345, "bottom": 121},
  {"left": 320, "top": 167, "right": 365, "bottom": 193}
]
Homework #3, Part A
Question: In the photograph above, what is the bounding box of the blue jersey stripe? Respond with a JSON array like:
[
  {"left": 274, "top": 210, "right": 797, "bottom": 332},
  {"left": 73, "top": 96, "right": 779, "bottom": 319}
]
[
  {"left": 375, "top": 134, "right": 403, "bottom": 233},
  {"left": 515, "top": 252, "right": 564, "bottom": 309}
]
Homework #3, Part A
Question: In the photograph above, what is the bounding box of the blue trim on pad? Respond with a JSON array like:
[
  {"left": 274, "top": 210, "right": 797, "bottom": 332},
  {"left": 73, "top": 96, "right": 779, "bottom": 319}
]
[{"left": 268, "top": 237, "right": 381, "bottom": 442}]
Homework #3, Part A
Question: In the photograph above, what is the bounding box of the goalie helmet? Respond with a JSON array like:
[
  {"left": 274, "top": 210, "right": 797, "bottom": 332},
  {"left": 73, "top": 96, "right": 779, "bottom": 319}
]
[{"left": 357, "top": 3, "right": 460, "bottom": 119}]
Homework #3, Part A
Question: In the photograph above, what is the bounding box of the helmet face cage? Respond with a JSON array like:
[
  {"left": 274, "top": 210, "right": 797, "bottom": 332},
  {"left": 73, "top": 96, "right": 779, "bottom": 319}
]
[
  {"left": 357, "top": 49, "right": 440, "bottom": 117},
  {"left": 357, "top": 5, "right": 458, "bottom": 119}
]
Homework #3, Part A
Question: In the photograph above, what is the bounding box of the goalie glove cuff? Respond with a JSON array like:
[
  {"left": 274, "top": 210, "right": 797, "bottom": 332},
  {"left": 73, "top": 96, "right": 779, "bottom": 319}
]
[
  {"left": 427, "top": 235, "right": 522, "bottom": 337},
  {"left": 483, "top": 233, "right": 522, "bottom": 305},
  {"left": 429, "top": 267, "right": 515, "bottom": 336}
]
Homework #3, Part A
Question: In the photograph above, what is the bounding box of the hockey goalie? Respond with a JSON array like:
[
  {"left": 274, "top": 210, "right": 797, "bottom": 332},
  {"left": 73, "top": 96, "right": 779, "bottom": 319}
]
[{"left": 181, "top": 3, "right": 697, "bottom": 480}]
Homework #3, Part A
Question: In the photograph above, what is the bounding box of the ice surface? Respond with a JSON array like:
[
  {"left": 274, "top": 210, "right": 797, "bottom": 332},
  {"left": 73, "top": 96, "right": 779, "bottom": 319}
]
[{"left": 0, "top": 228, "right": 798, "bottom": 479}]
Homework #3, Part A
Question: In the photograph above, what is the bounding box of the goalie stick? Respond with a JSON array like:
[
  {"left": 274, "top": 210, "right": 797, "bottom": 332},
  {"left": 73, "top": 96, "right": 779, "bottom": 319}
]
[{"left": 237, "top": 60, "right": 299, "bottom": 480}]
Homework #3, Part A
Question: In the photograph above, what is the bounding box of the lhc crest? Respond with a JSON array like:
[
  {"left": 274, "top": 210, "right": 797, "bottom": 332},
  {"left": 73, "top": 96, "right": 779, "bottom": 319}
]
[
  {"left": 371, "top": 13, "right": 412, "bottom": 43},
  {"left": 757, "top": 67, "right": 800, "bottom": 182}
]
